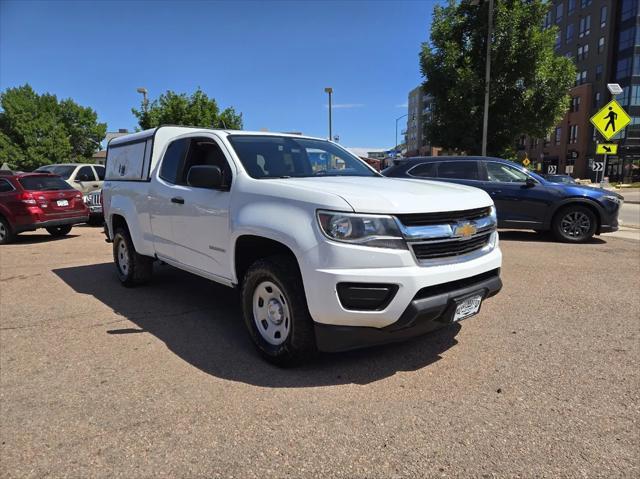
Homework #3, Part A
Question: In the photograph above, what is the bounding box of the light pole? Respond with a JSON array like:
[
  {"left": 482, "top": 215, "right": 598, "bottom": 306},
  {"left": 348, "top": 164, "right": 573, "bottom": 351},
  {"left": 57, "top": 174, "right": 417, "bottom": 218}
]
[
  {"left": 324, "top": 87, "right": 333, "bottom": 140},
  {"left": 471, "top": 0, "right": 494, "bottom": 156},
  {"left": 136, "top": 87, "right": 149, "bottom": 112},
  {"left": 395, "top": 113, "right": 408, "bottom": 154}
]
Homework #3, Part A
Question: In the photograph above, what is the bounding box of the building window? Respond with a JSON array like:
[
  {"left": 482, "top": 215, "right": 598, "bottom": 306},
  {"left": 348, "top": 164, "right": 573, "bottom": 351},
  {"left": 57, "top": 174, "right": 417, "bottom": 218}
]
[
  {"left": 555, "top": 31, "right": 561, "bottom": 50},
  {"left": 571, "top": 96, "right": 581, "bottom": 112},
  {"left": 569, "top": 125, "right": 579, "bottom": 144},
  {"left": 619, "top": 28, "right": 635, "bottom": 51},
  {"left": 632, "top": 86, "right": 640, "bottom": 106},
  {"left": 556, "top": 2, "right": 563, "bottom": 23},
  {"left": 620, "top": 0, "right": 636, "bottom": 22},
  {"left": 595, "top": 91, "right": 601, "bottom": 108},
  {"left": 595, "top": 64, "right": 603, "bottom": 80},
  {"left": 576, "top": 70, "right": 587, "bottom": 85},
  {"left": 566, "top": 23, "right": 574, "bottom": 43},
  {"left": 544, "top": 11, "right": 552, "bottom": 29},
  {"left": 598, "top": 36, "right": 605, "bottom": 53},
  {"left": 634, "top": 54, "right": 640, "bottom": 76},
  {"left": 617, "top": 58, "right": 632, "bottom": 80},
  {"left": 600, "top": 6, "right": 607, "bottom": 28},
  {"left": 579, "top": 15, "right": 591, "bottom": 38},
  {"left": 577, "top": 43, "right": 589, "bottom": 60},
  {"left": 555, "top": 128, "right": 562, "bottom": 145},
  {"left": 568, "top": 0, "right": 575, "bottom": 16},
  {"left": 580, "top": 0, "right": 591, "bottom": 8}
]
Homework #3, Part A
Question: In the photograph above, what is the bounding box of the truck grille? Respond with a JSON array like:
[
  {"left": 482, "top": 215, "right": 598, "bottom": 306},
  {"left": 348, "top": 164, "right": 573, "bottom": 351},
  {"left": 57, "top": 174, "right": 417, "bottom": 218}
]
[
  {"left": 410, "top": 231, "right": 493, "bottom": 260},
  {"left": 85, "top": 191, "right": 102, "bottom": 207},
  {"left": 396, "top": 207, "right": 492, "bottom": 227}
]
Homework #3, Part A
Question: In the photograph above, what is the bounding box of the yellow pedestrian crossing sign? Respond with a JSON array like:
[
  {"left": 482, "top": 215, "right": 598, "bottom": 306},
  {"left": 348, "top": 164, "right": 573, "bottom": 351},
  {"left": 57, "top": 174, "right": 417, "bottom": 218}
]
[
  {"left": 596, "top": 143, "right": 618, "bottom": 155},
  {"left": 590, "top": 100, "right": 631, "bottom": 141}
]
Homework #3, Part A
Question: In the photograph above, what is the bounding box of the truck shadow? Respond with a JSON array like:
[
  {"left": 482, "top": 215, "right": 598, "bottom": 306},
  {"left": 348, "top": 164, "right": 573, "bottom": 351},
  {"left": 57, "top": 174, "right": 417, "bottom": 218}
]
[
  {"left": 53, "top": 262, "right": 461, "bottom": 388},
  {"left": 498, "top": 230, "right": 606, "bottom": 244}
]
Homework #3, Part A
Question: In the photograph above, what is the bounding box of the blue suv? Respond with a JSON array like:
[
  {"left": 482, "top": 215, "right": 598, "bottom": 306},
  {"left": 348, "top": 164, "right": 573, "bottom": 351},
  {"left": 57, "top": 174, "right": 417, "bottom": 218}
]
[{"left": 383, "top": 156, "right": 623, "bottom": 243}]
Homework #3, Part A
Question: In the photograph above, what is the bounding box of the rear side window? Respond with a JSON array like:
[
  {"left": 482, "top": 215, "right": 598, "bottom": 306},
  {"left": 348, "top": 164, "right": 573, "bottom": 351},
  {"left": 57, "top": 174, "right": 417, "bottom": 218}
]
[
  {"left": 486, "top": 162, "right": 529, "bottom": 182},
  {"left": 76, "top": 166, "right": 96, "bottom": 182},
  {"left": 19, "top": 176, "right": 73, "bottom": 191},
  {"left": 0, "top": 179, "right": 14, "bottom": 192},
  {"left": 94, "top": 165, "right": 105, "bottom": 180},
  {"left": 409, "top": 162, "right": 437, "bottom": 177},
  {"left": 160, "top": 139, "right": 189, "bottom": 184},
  {"left": 437, "top": 161, "right": 480, "bottom": 180}
]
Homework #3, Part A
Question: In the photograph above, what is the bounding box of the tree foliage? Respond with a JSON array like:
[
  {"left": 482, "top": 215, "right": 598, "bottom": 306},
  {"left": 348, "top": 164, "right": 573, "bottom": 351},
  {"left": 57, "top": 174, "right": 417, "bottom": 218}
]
[
  {"left": 132, "top": 88, "right": 243, "bottom": 130},
  {"left": 0, "top": 84, "right": 106, "bottom": 171},
  {"left": 420, "top": 0, "right": 575, "bottom": 156}
]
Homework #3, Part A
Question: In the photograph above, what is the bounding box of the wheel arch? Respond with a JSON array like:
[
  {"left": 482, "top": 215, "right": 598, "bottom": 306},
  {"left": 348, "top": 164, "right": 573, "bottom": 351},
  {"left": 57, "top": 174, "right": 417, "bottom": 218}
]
[
  {"left": 233, "top": 234, "right": 302, "bottom": 286},
  {"left": 549, "top": 198, "right": 604, "bottom": 233}
]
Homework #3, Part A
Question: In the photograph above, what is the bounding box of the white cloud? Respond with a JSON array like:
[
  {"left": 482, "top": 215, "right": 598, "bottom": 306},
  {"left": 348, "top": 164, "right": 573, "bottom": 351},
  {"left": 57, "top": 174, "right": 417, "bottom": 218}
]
[
  {"left": 395, "top": 102, "right": 408, "bottom": 108},
  {"left": 324, "top": 103, "right": 365, "bottom": 109}
]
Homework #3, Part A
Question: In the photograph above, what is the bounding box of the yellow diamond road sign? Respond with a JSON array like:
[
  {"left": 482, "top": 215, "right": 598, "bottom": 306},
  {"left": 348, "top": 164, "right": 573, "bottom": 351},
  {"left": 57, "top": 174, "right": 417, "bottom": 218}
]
[
  {"left": 590, "top": 100, "right": 631, "bottom": 141},
  {"left": 596, "top": 143, "right": 618, "bottom": 155}
]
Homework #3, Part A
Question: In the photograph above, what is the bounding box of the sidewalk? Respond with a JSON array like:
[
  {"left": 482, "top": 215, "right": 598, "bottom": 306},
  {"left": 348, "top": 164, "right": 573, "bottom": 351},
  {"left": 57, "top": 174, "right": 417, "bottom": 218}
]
[{"left": 608, "top": 187, "right": 640, "bottom": 204}]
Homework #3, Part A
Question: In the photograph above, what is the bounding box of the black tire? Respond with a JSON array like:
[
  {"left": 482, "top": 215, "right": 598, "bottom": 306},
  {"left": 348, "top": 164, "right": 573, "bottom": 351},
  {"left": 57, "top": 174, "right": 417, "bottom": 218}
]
[
  {"left": 46, "top": 225, "right": 72, "bottom": 237},
  {"left": 112, "top": 226, "right": 153, "bottom": 287},
  {"left": 241, "top": 254, "right": 316, "bottom": 366},
  {"left": 552, "top": 205, "right": 597, "bottom": 243},
  {"left": 0, "top": 217, "right": 14, "bottom": 245},
  {"left": 87, "top": 215, "right": 104, "bottom": 226}
]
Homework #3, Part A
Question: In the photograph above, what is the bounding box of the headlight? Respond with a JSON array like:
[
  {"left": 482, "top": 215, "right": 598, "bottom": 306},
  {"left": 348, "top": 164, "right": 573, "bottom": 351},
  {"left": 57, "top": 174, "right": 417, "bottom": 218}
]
[
  {"left": 603, "top": 195, "right": 623, "bottom": 205},
  {"left": 317, "top": 210, "right": 406, "bottom": 249},
  {"left": 489, "top": 204, "right": 497, "bottom": 221}
]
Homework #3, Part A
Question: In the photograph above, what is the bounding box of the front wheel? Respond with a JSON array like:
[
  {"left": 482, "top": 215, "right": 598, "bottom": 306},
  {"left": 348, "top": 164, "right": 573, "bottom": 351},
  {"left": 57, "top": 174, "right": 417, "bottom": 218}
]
[
  {"left": 46, "top": 225, "right": 72, "bottom": 237},
  {"left": 552, "top": 205, "right": 597, "bottom": 243},
  {"left": 241, "top": 255, "right": 316, "bottom": 366},
  {"left": 112, "top": 227, "right": 153, "bottom": 286}
]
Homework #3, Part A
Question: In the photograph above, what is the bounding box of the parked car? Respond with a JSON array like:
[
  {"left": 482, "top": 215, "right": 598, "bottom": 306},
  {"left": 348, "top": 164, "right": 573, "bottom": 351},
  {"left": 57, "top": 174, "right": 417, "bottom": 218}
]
[
  {"left": 103, "top": 127, "right": 502, "bottom": 364},
  {"left": 0, "top": 170, "right": 89, "bottom": 244},
  {"left": 383, "top": 156, "right": 623, "bottom": 243},
  {"left": 34, "top": 163, "right": 104, "bottom": 194},
  {"left": 543, "top": 174, "right": 577, "bottom": 184},
  {"left": 84, "top": 189, "right": 103, "bottom": 225}
]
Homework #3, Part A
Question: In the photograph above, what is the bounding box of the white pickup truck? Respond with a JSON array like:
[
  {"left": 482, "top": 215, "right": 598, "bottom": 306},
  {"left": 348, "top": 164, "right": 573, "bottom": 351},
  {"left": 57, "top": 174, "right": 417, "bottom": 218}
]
[{"left": 103, "top": 126, "right": 502, "bottom": 364}]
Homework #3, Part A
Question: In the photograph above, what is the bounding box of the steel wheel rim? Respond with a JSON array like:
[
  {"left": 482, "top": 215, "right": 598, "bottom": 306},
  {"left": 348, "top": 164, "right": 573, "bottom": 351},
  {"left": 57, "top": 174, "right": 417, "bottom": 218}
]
[
  {"left": 0, "top": 223, "right": 6, "bottom": 241},
  {"left": 560, "top": 211, "right": 591, "bottom": 238},
  {"left": 252, "top": 280, "right": 290, "bottom": 346},
  {"left": 117, "top": 238, "right": 129, "bottom": 275}
]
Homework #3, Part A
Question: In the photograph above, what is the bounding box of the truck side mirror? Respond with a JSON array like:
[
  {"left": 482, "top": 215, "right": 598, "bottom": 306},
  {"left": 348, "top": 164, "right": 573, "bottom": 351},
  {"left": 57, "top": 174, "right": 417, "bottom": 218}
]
[{"left": 187, "top": 165, "right": 224, "bottom": 189}]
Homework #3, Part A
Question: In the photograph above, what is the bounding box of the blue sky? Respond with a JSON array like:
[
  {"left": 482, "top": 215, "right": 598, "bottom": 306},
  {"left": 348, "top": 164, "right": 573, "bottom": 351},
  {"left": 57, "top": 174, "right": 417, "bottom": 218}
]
[{"left": 0, "top": 0, "right": 439, "bottom": 148}]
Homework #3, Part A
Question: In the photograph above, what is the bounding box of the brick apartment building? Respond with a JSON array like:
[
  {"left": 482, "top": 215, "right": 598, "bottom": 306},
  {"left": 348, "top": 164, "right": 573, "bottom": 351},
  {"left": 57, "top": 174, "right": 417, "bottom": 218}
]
[
  {"left": 405, "top": 85, "right": 437, "bottom": 157},
  {"left": 523, "top": 0, "right": 639, "bottom": 182}
]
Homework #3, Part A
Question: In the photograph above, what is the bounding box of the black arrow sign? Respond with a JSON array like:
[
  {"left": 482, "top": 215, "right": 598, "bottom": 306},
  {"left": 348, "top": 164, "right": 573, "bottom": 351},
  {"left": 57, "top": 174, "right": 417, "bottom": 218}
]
[{"left": 603, "top": 145, "right": 611, "bottom": 152}]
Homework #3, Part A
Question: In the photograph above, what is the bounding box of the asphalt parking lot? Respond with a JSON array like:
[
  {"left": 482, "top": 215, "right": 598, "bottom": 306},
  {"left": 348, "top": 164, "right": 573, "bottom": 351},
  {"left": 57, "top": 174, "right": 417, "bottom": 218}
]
[{"left": 1, "top": 227, "right": 638, "bottom": 478}]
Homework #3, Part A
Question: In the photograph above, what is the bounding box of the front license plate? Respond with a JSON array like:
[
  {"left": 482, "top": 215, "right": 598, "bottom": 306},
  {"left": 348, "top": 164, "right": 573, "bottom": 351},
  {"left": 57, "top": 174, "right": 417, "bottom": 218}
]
[
  {"left": 453, "top": 294, "right": 483, "bottom": 322},
  {"left": 56, "top": 199, "right": 69, "bottom": 207}
]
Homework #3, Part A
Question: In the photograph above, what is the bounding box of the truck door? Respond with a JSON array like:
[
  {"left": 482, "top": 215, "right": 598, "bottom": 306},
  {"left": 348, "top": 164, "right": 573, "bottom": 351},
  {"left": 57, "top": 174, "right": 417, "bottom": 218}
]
[{"left": 170, "top": 135, "right": 233, "bottom": 280}]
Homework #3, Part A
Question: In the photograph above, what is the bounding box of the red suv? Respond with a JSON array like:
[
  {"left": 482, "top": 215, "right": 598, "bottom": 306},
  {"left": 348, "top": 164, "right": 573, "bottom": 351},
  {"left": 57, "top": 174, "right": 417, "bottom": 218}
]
[{"left": 0, "top": 171, "right": 89, "bottom": 244}]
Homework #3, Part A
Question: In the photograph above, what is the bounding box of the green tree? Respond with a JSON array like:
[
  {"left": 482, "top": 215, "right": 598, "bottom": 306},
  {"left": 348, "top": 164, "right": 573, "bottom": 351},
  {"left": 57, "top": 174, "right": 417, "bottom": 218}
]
[
  {"left": 132, "top": 88, "right": 243, "bottom": 130},
  {"left": 0, "top": 84, "right": 106, "bottom": 171},
  {"left": 420, "top": 0, "right": 575, "bottom": 156}
]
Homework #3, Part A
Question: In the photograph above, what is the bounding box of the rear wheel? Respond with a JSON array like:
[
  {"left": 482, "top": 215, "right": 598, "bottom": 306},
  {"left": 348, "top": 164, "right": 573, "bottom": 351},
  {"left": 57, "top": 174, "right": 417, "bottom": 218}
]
[
  {"left": 46, "top": 225, "right": 72, "bottom": 237},
  {"left": 0, "top": 217, "right": 14, "bottom": 244},
  {"left": 113, "top": 226, "right": 153, "bottom": 286},
  {"left": 241, "top": 255, "right": 316, "bottom": 366},
  {"left": 552, "top": 205, "right": 597, "bottom": 243}
]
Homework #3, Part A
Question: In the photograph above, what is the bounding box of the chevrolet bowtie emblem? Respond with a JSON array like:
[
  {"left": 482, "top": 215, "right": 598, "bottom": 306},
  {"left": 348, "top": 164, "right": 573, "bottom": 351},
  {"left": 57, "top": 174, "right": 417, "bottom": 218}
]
[{"left": 455, "top": 222, "right": 477, "bottom": 238}]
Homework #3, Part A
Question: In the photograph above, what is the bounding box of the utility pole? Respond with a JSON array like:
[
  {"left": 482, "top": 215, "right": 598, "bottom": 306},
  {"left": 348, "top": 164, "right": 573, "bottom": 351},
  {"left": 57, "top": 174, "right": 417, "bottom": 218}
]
[
  {"left": 324, "top": 87, "right": 333, "bottom": 141},
  {"left": 481, "top": 0, "right": 494, "bottom": 156},
  {"left": 395, "top": 113, "right": 408, "bottom": 154}
]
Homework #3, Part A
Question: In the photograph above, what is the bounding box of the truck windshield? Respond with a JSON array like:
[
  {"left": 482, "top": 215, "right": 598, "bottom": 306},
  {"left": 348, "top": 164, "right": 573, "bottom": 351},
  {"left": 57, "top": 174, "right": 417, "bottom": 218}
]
[
  {"left": 227, "top": 135, "right": 377, "bottom": 179},
  {"left": 35, "top": 165, "right": 76, "bottom": 180}
]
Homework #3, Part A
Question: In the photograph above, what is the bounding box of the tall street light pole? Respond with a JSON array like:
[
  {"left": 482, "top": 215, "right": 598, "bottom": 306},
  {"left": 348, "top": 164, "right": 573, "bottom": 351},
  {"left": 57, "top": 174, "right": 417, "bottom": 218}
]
[
  {"left": 136, "top": 87, "right": 148, "bottom": 112},
  {"left": 324, "top": 87, "right": 333, "bottom": 140},
  {"left": 395, "top": 113, "right": 408, "bottom": 154},
  {"left": 471, "top": 0, "right": 494, "bottom": 156}
]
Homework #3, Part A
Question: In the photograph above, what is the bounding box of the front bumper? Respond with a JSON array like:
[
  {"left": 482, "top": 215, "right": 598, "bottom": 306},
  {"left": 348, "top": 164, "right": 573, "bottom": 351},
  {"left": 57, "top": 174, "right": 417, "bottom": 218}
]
[{"left": 315, "top": 268, "right": 502, "bottom": 352}]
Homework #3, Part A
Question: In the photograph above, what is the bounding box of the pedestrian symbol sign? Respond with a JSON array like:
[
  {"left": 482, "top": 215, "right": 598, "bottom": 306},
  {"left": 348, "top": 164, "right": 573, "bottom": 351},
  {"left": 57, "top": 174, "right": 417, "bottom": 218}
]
[
  {"left": 590, "top": 100, "right": 631, "bottom": 141},
  {"left": 596, "top": 143, "right": 618, "bottom": 155}
]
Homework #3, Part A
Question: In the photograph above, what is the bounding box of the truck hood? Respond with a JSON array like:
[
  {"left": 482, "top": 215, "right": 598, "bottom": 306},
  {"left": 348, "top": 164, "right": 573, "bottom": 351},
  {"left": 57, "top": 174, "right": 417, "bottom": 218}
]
[{"left": 266, "top": 176, "right": 493, "bottom": 214}]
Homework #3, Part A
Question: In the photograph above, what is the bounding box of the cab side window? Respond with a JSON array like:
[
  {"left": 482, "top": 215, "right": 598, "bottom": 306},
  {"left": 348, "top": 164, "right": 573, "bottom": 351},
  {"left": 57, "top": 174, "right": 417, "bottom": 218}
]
[
  {"left": 486, "top": 162, "right": 529, "bottom": 183},
  {"left": 182, "top": 138, "right": 232, "bottom": 188},
  {"left": 76, "top": 166, "right": 96, "bottom": 182},
  {"left": 159, "top": 139, "right": 190, "bottom": 184},
  {"left": 94, "top": 165, "right": 105, "bottom": 180}
]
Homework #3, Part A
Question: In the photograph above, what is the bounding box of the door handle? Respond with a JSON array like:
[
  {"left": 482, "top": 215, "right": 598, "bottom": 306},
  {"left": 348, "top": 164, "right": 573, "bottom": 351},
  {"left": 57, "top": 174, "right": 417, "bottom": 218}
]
[
  {"left": 490, "top": 190, "right": 502, "bottom": 195},
  {"left": 171, "top": 197, "right": 185, "bottom": 205},
  {"left": 93, "top": 184, "right": 99, "bottom": 187}
]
